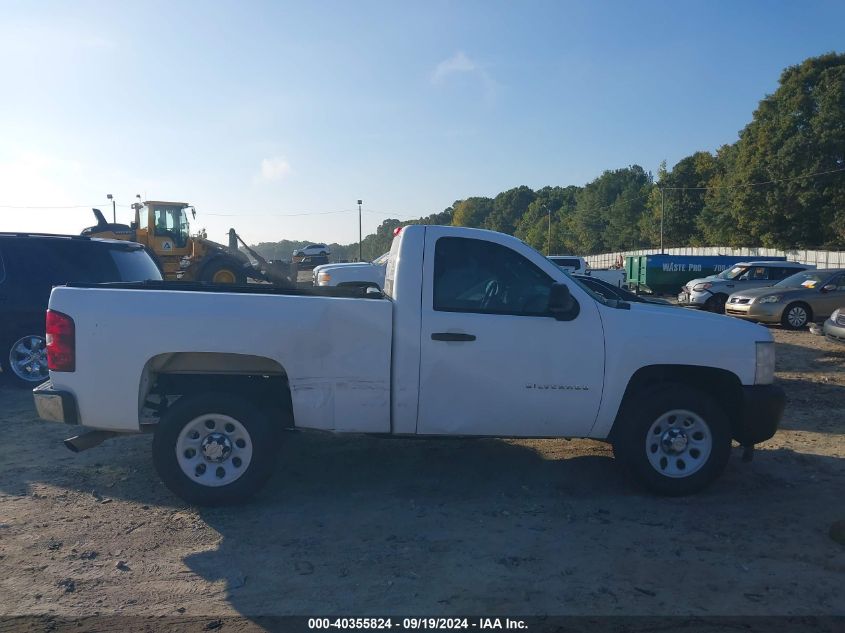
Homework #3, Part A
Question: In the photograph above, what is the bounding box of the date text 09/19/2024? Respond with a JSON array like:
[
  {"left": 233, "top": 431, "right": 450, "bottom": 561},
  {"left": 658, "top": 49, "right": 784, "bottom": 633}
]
[{"left": 307, "top": 618, "right": 528, "bottom": 630}]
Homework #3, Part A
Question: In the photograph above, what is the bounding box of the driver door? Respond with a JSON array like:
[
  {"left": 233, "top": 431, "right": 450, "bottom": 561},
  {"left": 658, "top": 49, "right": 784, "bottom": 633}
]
[{"left": 417, "top": 229, "right": 605, "bottom": 437}]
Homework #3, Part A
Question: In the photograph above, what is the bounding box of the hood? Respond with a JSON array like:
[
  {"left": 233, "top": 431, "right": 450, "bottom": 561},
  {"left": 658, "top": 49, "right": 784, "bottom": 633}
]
[
  {"left": 731, "top": 284, "right": 809, "bottom": 300},
  {"left": 627, "top": 300, "right": 766, "bottom": 332},
  {"left": 312, "top": 261, "right": 376, "bottom": 274}
]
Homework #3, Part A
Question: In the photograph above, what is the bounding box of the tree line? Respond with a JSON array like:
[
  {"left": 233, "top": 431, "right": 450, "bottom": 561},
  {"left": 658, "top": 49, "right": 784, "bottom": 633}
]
[{"left": 254, "top": 53, "right": 845, "bottom": 262}]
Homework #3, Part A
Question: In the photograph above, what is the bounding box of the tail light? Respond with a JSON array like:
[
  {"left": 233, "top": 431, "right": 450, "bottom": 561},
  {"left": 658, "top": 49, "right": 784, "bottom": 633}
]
[
  {"left": 46, "top": 310, "right": 75, "bottom": 372},
  {"left": 393, "top": 226, "right": 404, "bottom": 237}
]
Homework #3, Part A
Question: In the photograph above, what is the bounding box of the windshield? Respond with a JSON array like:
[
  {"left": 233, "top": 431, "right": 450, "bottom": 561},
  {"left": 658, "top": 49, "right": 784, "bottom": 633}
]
[
  {"left": 775, "top": 270, "right": 827, "bottom": 288},
  {"left": 716, "top": 265, "right": 748, "bottom": 280},
  {"left": 562, "top": 270, "right": 614, "bottom": 306},
  {"left": 152, "top": 206, "right": 190, "bottom": 248},
  {"left": 372, "top": 252, "right": 389, "bottom": 266}
]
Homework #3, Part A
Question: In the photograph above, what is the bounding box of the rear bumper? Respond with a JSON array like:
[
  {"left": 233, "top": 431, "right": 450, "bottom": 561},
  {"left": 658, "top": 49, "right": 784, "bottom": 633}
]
[
  {"left": 32, "top": 381, "right": 79, "bottom": 425},
  {"left": 734, "top": 384, "right": 785, "bottom": 445}
]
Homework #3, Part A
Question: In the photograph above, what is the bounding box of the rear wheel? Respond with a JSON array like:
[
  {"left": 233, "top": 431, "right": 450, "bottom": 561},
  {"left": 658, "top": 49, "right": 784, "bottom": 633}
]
[
  {"left": 612, "top": 385, "right": 732, "bottom": 495},
  {"left": 152, "top": 393, "right": 277, "bottom": 505},
  {"left": 3, "top": 333, "right": 48, "bottom": 388},
  {"left": 201, "top": 259, "right": 247, "bottom": 284},
  {"left": 781, "top": 302, "right": 811, "bottom": 330}
]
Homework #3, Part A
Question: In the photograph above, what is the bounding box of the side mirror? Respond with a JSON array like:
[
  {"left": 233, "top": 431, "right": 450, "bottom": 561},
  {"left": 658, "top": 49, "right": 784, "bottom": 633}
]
[
  {"left": 548, "top": 283, "right": 580, "bottom": 321},
  {"left": 821, "top": 283, "right": 836, "bottom": 293}
]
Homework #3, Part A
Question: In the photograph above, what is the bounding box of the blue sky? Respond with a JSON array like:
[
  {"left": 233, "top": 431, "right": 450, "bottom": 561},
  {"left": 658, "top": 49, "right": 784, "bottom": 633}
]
[{"left": 1, "top": 0, "right": 843, "bottom": 245}]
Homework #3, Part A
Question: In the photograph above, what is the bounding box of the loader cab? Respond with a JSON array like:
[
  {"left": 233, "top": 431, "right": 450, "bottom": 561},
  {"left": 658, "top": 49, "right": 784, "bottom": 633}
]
[{"left": 135, "top": 201, "right": 193, "bottom": 256}]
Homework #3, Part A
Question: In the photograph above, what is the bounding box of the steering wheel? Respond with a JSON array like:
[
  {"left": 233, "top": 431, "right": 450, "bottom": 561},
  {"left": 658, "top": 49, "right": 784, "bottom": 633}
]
[{"left": 481, "top": 279, "right": 500, "bottom": 309}]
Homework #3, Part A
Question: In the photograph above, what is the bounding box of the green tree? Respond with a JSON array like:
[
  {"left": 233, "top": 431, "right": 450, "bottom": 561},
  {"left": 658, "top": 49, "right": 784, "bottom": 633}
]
[
  {"left": 729, "top": 52, "right": 845, "bottom": 247},
  {"left": 451, "top": 197, "right": 494, "bottom": 227}
]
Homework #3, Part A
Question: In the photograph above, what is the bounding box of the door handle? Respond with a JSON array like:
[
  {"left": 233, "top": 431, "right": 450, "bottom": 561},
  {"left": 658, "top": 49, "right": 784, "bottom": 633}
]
[{"left": 431, "top": 332, "right": 476, "bottom": 342}]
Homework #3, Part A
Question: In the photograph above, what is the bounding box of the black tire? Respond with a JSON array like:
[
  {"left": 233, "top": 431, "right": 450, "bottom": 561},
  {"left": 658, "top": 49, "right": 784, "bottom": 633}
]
[
  {"left": 781, "top": 302, "right": 811, "bottom": 330},
  {"left": 2, "top": 333, "right": 49, "bottom": 388},
  {"left": 705, "top": 293, "right": 728, "bottom": 314},
  {"left": 319, "top": 251, "right": 327, "bottom": 256},
  {"left": 152, "top": 393, "right": 277, "bottom": 506},
  {"left": 611, "top": 384, "right": 732, "bottom": 496},
  {"left": 200, "top": 259, "right": 247, "bottom": 284}
]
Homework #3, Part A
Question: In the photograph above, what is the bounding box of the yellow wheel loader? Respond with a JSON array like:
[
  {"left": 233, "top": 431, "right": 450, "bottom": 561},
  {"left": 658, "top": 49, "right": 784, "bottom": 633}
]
[{"left": 82, "top": 201, "right": 293, "bottom": 286}]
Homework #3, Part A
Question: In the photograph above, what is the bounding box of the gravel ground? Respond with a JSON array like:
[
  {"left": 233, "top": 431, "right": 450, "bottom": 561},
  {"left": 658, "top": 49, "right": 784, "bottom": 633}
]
[{"left": 0, "top": 328, "right": 842, "bottom": 625}]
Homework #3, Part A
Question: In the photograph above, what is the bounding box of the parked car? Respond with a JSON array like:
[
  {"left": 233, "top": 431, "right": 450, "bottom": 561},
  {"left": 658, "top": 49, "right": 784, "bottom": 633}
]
[
  {"left": 293, "top": 243, "right": 330, "bottom": 257},
  {"left": 573, "top": 275, "right": 672, "bottom": 306},
  {"left": 810, "top": 308, "right": 845, "bottom": 344},
  {"left": 33, "top": 224, "right": 783, "bottom": 505},
  {"left": 296, "top": 254, "right": 329, "bottom": 270},
  {"left": 678, "top": 261, "right": 812, "bottom": 313},
  {"left": 0, "top": 233, "right": 162, "bottom": 387},
  {"left": 725, "top": 269, "right": 845, "bottom": 329},
  {"left": 313, "top": 252, "right": 389, "bottom": 289},
  {"left": 549, "top": 255, "right": 626, "bottom": 287}
]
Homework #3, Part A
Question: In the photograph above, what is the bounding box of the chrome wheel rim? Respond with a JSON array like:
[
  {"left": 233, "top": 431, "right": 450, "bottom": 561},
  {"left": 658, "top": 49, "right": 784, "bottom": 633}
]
[
  {"left": 645, "top": 409, "right": 712, "bottom": 478},
  {"left": 175, "top": 414, "right": 253, "bottom": 487},
  {"left": 787, "top": 306, "right": 807, "bottom": 328},
  {"left": 8, "top": 335, "right": 48, "bottom": 382}
]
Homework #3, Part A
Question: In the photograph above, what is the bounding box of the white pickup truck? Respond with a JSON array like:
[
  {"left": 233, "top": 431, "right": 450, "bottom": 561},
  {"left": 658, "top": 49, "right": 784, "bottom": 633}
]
[
  {"left": 548, "top": 255, "right": 626, "bottom": 288},
  {"left": 34, "top": 225, "right": 784, "bottom": 505},
  {"left": 312, "top": 252, "right": 389, "bottom": 289}
]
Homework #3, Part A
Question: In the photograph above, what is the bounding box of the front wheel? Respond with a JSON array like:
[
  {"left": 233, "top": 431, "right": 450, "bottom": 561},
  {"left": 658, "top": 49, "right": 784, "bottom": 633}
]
[
  {"left": 781, "top": 302, "right": 811, "bottom": 330},
  {"left": 705, "top": 294, "right": 728, "bottom": 313},
  {"left": 153, "top": 393, "right": 277, "bottom": 505},
  {"left": 201, "top": 259, "right": 247, "bottom": 284},
  {"left": 3, "top": 333, "right": 49, "bottom": 388},
  {"left": 612, "top": 385, "right": 732, "bottom": 495}
]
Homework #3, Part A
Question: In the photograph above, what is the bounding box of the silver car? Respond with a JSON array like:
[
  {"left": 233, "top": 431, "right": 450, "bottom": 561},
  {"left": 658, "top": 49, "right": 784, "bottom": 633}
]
[
  {"left": 725, "top": 269, "right": 845, "bottom": 329},
  {"left": 678, "top": 261, "right": 812, "bottom": 312}
]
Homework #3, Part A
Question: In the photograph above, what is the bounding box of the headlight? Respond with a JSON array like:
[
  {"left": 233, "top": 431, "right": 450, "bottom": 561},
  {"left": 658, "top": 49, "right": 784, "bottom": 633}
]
[
  {"left": 316, "top": 272, "right": 331, "bottom": 285},
  {"left": 831, "top": 309, "right": 840, "bottom": 321},
  {"left": 756, "top": 295, "right": 782, "bottom": 304},
  {"left": 755, "top": 341, "right": 775, "bottom": 385},
  {"left": 692, "top": 282, "right": 712, "bottom": 291}
]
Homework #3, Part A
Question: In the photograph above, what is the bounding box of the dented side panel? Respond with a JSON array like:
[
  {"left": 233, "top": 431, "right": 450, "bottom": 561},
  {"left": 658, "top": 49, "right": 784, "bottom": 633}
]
[{"left": 47, "top": 287, "right": 393, "bottom": 433}]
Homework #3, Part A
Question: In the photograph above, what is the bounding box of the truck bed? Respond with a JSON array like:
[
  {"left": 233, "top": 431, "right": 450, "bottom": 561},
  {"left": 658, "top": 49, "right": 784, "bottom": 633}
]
[
  {"left": 64, "top": 279, "right": 386, "bottom": 299},
  {"left": 46, "top": 282, "right": 393, "bottom": 434}
]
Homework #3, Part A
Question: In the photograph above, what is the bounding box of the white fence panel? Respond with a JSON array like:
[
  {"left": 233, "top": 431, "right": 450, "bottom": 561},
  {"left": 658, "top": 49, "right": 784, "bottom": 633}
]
[{"left": 585, "top": 247, "right": 845, "bottom": 270}]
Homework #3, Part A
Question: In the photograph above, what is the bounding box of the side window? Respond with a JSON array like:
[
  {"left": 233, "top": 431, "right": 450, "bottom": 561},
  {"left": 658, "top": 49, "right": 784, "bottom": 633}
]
[
  {"left": 774, "top": 267, "right": 796, "bottom": 280},
  {"left": 750, "top": 267, "right": 768, "bottom": 280},
  {"left": 433, "top": 237, "right": 554, "bottom": 316},
  {"left": 835, "top": 275, "right": 845, "bottom": 290}
]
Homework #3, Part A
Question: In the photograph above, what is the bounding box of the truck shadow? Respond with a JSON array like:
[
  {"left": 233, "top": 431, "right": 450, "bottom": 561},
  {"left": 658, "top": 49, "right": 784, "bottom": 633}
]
[{"left": 1, "top": 387, "right": 843, "bottom": 617}]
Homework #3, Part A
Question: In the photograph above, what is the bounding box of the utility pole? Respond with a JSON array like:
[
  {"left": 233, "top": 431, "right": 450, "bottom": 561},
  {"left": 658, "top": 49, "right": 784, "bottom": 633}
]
[
  {"left": 107, "top": 194, "right": 115, "bottom": 223},
  {"left": 357, "top": 199, "right": 363, "bottom": 261},
  {"left": 660, "top": 188, "right": 665, "bottom": 254},
  {"left": 546, "top": 205, "right": 551, "bottom": 256}
]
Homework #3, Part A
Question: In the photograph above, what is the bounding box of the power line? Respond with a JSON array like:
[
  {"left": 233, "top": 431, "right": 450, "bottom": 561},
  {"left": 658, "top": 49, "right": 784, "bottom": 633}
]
[
  {"left": 659, "top": 165, "right": 845, "bottom": 191},
  {"left": 0, "top": 204, "right": 104, "bottom": 209}
]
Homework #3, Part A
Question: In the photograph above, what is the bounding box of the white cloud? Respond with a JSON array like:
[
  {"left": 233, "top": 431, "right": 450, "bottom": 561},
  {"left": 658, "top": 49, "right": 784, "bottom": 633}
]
[
  {"left": 431, "top": 51, "right": 478, "bottom": 83},
  {"left": 258, "top": 157, "right": 291, "bottom": 182}
]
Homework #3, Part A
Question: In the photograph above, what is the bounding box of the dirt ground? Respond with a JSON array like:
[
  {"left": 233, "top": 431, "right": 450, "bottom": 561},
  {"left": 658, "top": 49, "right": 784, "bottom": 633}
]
[{"left": 0, "top": 328, "right": 842, "bottom": 624}]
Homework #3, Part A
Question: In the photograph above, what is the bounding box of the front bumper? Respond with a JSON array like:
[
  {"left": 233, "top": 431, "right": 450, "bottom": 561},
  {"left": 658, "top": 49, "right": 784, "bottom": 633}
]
[
  {"left": 725, "top": 300, "right": 785, "bottom": 323},
  {"left": 32, "top": 381, "right": 79, "bottom": 425},
  {"left": 734, "top": 384, "right": 785, "bottom": 445},
  {"left": 677, "top": 289, "right": 708, "bottom": 308},
  {"left": 823, "top": 317, "right": 845, "bottom": 344}
]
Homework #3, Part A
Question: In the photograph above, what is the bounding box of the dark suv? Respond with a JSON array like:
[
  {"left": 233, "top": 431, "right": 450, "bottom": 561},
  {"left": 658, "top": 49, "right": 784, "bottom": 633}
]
[{"left": 0, "top": 234, "right": 162, "bottom": 387}]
